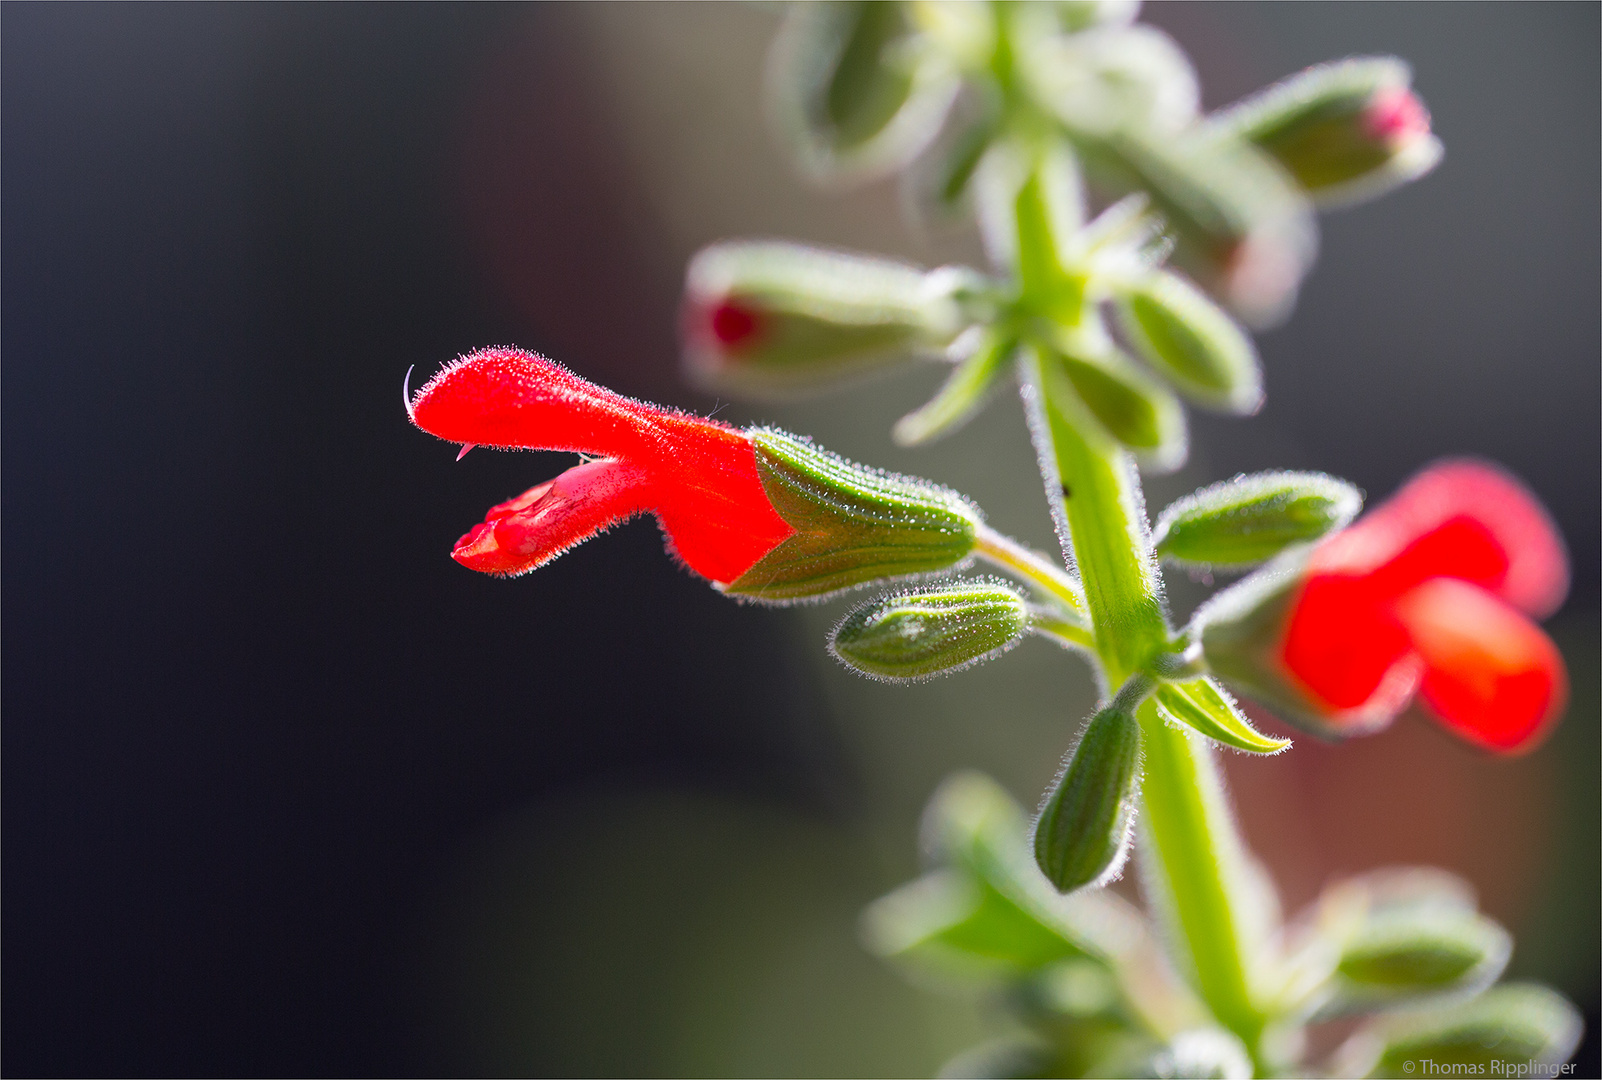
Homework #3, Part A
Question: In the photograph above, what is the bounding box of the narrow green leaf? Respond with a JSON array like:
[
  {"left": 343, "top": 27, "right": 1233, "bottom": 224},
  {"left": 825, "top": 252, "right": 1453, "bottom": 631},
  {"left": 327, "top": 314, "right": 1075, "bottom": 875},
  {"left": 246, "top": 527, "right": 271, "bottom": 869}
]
[
  {"left": 1336, "top": 983, "right": 1583, "bottom": 1079},
  {"left": 1155, "top": 678, "right": 1290, "bottom": 755},
  {"left": 1337, "top": 910, "right": 1509, "bottom": 992},
  {"left": 894, "top": 331, "right": 1015, "bottom": 445}
]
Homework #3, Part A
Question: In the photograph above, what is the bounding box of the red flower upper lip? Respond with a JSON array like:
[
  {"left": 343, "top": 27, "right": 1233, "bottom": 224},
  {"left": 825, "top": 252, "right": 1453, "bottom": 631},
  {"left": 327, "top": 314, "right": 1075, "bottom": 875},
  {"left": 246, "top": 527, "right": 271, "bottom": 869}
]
[
  {"left": 408, "top": 347, "right": 795, "bottom": 583},
  {"left": 1280, "top": 459, "right": 1569, "bottom": 753}
]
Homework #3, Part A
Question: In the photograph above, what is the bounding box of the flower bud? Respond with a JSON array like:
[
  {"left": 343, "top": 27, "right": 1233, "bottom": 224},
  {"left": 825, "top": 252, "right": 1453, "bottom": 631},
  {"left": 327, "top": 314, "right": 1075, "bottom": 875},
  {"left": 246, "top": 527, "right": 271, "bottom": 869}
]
[
  {"left": 1333, "top": 908, "right": 1510, "bottom": 1009},
  {"left": 683, "top": 241, "right": 979, "bottom": 398},
  {"left": 1034, "top": 703, "right": 1142, "bottom": 893},
  {"left": 1025, "top": 24, "right": 1199, "bottom": 137},
  {"left": 1046, "top": 344, "right": 1187, "bottom": 472},
  {"left": 723, "top": 428, "right": 982, "bottom": 602},
  {"left": 1071, "top": 127, "right": 1316, "bottom": 327},
  {"left": 1114, "top": 270, "right": 1263, "bottom": 414},
  {"left": 1048, "top": 0, "right": 1139, "bottom": 34},
  {"left": 1333, "top": 984, "right": 1582, "bottom": 1079},
  {"left": 831, "top": 580, "right": 1029, "bottom": 681},
  {"left": 769, "top": 1, "right": 958, "bottom": 182},
  {"left": 1209, "top": 57, "right": 1443, "bottom": 208},
  {"left": 1153, "top": 471, "right": 1362, "bottom": 570}
]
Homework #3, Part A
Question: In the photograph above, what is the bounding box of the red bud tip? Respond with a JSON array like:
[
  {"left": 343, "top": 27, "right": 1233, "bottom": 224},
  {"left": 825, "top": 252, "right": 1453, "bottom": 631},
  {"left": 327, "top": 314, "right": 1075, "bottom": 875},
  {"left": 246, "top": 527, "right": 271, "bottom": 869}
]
[
  {"left": 710, "top": 300, "right": 761, "bottom": 348},
  {"left": 1363, "top": 86, "right": 1430, "bottom": 147}
]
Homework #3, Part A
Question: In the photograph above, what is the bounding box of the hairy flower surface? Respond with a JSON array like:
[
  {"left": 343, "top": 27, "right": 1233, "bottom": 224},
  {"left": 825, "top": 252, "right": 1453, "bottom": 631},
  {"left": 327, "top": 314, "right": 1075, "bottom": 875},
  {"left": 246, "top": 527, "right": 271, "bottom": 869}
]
[
  {"left": 1282, "top": 460, "right": 1568, "bottom": 752},
  {"left": 1202, "top": 460, "right": 1569, "bottom": 754},
  {"left": 409, "top": 347, "right": 794, "bottom": 583},
  {"left": 410, "top": 347, "right": 983, "bottom": 600}
]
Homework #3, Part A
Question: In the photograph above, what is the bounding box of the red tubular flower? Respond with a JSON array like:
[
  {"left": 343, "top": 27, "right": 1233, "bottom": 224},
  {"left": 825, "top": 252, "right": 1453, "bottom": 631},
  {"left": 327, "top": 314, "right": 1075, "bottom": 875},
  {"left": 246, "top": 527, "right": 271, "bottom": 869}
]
[
  {"left": 1202, "top": 460, "right": 1569, "bottom": 754},
  {"left": 408, "top": 347, "right": 795, "bottom": 584},
  {"left": 409, "top": 347, "right": 985, "bottom": 602}
]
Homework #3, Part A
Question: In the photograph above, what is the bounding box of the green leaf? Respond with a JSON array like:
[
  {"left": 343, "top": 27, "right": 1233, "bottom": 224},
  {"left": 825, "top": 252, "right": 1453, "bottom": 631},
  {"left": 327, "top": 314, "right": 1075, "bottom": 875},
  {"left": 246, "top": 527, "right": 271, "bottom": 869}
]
[
  {"left": 1034, "top": 703, "right": 1142, "bottom": 892},
  {"left": 1116, "top": 271, "right": 1262, "bottom": 414},
  {"left": 1155, "top": 678, "right": 1290, "bottom": 755},
  {"left": 830, "top": 579, "right": 1029, "bottom": 681},
  {"left": 860, "top": 869, "right": 1083, "bottom": 978},
  {"left": 1337, "top": 909, "right": 1509, "bottom": 996},
  {"left": 1336, "top": 983, "right": 1583, "bottom": 1079},
  {"left": 894, "top": 330, "right": 1015, "bottom": 445},
  {"left": 725, "top": 428, "right": 980, "bottom": 602},
  {"left": 1154, "top": 470, "right": 1361, "bottom": 570}
]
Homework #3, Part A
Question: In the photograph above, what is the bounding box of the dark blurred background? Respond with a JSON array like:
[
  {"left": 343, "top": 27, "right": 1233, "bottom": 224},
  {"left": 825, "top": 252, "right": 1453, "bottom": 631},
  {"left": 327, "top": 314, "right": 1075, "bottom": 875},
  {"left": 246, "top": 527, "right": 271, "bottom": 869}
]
[{"left": 4, "top": 4, "right": 1596, "bottom": 1076}]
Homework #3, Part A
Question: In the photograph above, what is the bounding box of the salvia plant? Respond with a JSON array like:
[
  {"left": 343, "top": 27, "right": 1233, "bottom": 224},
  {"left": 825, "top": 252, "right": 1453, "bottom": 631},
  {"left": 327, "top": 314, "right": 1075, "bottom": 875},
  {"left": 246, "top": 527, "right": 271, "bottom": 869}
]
[{"left": 409, "top": 5, "right": 1582, "bottom": 1077}]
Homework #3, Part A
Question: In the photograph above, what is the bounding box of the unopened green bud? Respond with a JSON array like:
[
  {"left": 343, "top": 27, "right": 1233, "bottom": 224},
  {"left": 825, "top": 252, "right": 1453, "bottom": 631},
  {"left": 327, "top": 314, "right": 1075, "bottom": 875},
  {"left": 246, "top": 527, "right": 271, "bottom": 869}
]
[
  {"left": 1049, "top": 0, "right": 1139, "bottom": 34},
  {"left": 724, "top": 428, "right": 981, "bottom": 602},
  {"left": 1210, "top": 58, "right": 1442, "bottom": 208},
  {"left": 684, "top": 241, "right": 983, "bottom": 397},
  {"left": 831, "top": 580, "right": 1029, "bottom": 681},
  {"left": 1335, "top": 909, "right": 1510, "bottom": 1006},
  {"left": 1025, "top": 24, "right": 1199, "bottom": 137},
  {"left": 1115, "top": 271, "right": 1263, "bottom": 414},
  {"left": 1154, "top": 471, "right": 1361, "bottom": 570},
  {"left": 770, "top": 1, "right": 958, "bottom": 182},
  {"left": 1334, "top": 983, "right": 1583, "bottom": 1079},
  {"left": 1071, "top": 128, "right": 1316, "bottom": 327},
  {"left": 1047, "top": 345, "right": 1187, "bottom": 471},
  {"left": 1034, "top": 703, "right": 1142, "bottom": 893}
]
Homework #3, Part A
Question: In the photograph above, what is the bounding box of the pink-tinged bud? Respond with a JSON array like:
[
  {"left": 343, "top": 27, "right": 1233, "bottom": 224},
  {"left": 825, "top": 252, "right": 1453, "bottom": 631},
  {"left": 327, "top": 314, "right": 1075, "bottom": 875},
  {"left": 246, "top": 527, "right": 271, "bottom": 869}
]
[
  {"left": 1197, "top": 460, "right": 1569, "bottom": 753},
  {"left": 1208, "top": 57, "right": 1443, "bottom": 209},
  {"left": 1363, "top": 86, "right": 1431, "bottom": 147},
  {"left": 683, "top": 241, "right": 978, "bottom": 398}
]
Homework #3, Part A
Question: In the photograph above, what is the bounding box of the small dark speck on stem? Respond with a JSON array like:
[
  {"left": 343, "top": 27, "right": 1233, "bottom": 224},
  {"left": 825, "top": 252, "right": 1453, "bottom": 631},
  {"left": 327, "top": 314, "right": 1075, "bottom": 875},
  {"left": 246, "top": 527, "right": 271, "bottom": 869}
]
[{"left": 1061, "top": 483, "right": 1072, "bottom": 499}]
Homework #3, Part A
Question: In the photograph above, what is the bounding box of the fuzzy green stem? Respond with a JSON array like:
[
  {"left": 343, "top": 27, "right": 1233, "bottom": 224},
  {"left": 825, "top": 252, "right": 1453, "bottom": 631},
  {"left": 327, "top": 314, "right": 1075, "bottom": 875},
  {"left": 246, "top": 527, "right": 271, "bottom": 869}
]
[
  {"left": 1137, "top": 707, "right": 1266, "bottom": 1056},
  {"left": 1003, "top": 152, "right": 1271, "bottom": 1066},
  {"left": 974, "top": 523, "right": 1089, "bottom": 622}
]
